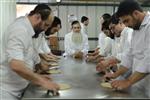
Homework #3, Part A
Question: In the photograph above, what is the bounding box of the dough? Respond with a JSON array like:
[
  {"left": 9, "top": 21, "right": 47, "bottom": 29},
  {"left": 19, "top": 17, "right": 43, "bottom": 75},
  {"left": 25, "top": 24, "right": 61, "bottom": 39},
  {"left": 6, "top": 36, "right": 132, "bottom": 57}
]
[
  {"left": 50, "top": 63, "right": 59, "bottom": 66},
  {"left": 47, "top": 69, "right": 62, "bottom": 74},
  {"left": 49, "top": 66, "right": 60, "bottom": 70},
  {"left": 38, "top": 83, "right": 71, "bottom": 91},
  {"left": 100, "top": 82, "right": 112, "bottom": 89},
  {"left": 58, "top": 83, "right": 71, "bottom": 90}
]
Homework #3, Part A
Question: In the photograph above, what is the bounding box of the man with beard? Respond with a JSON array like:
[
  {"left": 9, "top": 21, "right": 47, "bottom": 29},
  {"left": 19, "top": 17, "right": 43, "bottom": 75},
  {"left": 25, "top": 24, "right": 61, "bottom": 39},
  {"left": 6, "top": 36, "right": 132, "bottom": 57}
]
[
  {"left": 0, "top": 4, "right": 60, "bottom": 100},
  {"left": 104, "top": 0, "right": 150, "bottom": 97},
  {"left": 64, "top": 20, "right": 89, "bottom": 59},
  {"left": 33, "top": 16, "right": 61, "bottom": 63}
]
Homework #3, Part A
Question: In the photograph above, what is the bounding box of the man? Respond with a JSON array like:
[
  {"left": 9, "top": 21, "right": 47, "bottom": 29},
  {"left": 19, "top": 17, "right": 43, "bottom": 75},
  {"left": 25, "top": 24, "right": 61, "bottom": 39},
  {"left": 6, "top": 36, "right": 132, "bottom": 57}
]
[
  {"left": 33, "top": 16, "right": 62, "bottom": 62},
  {"left": 64, "top": 20, "right": 89, "bottom": 59},
  {"left": 105, "top": 0, "right": 150, "bottom": 97},
  {"left": 98, "top": 13, "right": 112, "bottom": 49},
  {"left": 86, "top": 13, "right": 112, "bottom": 62},
  {"left": 86, "top": 19, "right": 113, "bottom": 63},
  {"left": 0, "top": 4, "right": 59, "bottom": 100},
  {"left": 80, "top": 16, "right": 89, "bottom": 35},
  {"left": 96, "top": 13, "right": 133, "bottom": 77}
]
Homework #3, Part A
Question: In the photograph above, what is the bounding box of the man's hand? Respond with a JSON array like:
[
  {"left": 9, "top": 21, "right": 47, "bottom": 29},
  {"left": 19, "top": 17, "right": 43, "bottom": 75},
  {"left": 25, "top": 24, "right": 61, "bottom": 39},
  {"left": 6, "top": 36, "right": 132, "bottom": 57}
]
[
  {"left": 10, "top": 59, "right": 60, "bottom": 94},
  {"left": 38, "top": 75, "right": 60, "bottom": 94},
  {"left": 39, "top": 53, "right": 57, "bottom": 62},
  {"left": 86, "top": 48, "right": 99, "bottom": 57},
  {"left": 35, "top": 59, "right": 51, "bottom": 73},
  {"left": 86, "top": 56, "right": 96, "bottom": 62},
  {"left": 95, "top": 47, "right": 100, "bottom": 52},
  {"left": 111, "top": 79, "right": 131, "bottom": 90},
  {"left": 104, "top": 73, "right": 115, "bottom": 79},
  {"left": 48, "top": 53, "right": 60, "bottom": 60},
  {"left": 103, "top": 72, "right": 118, "bottom": 80},
  {"left": 40, "top": 74, "right": 53, "bottom": 81},
  {"left": 96, "top": 56, "right": 105, "bottom": 63},
  {"left": 96, "top": 60, "right": 110, "bottom": 72},
  {"left": 105, "top": 57, "right": 120, "bottom": 65}
]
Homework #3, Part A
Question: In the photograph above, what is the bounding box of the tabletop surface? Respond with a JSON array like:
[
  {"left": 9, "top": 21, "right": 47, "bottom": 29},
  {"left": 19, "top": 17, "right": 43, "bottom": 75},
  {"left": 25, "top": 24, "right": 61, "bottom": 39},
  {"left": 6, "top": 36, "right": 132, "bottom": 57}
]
[{"left": 22, "top": 56, "right": 148, "bottom": 99}]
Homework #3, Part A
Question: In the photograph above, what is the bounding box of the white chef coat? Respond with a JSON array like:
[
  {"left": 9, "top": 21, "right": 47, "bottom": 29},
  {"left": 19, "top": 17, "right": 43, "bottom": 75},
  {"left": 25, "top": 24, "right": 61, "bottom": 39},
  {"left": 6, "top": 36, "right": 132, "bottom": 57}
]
[
  {"left": 97, "top": 32, "right": 112, "bottom": 57},
  {"left": 33, "top": 32, "right": 51, "bottom": 54},
  {"left": 80, "top": 23, "right": 88, "bottom": 35},
  {"left": 121, "top": 12, "right": 150, "bottom": 97},
  {"left": 99, "top": 36, "right": 113, "bottom": 57},
  {"left": 111, "top": 37, "right": 121, "bottom": 58},
  {"left": 0, "top": 16, "right": 40, "bottom": 99},
  {"left": 111, "top": 27, "right": 133, "bottom": 78},
  {"left": 115, "top": 27, "right": 133, "bottom": 61},
  {"left": 64, "top": 31, "right": 89, "bottom": 56},
  {"left": 97, "top": 32, "right": 107, "bottom": 48}
]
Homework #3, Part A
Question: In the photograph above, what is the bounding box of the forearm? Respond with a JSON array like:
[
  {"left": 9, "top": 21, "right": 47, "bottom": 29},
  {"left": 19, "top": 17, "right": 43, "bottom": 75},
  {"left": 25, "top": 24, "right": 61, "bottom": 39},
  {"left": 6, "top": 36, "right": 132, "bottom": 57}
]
[
  {"left": 10, "top": 59, "right": 43, "bottom": 86},
  {"left": 127, "top": 71, "right": 147, "bottom": 85},
  {"left": 114, "top": 66, "right": 129, "bottom": 78},
  {"left": 94, "top": 54, "right": 101, "bottom": 59}
]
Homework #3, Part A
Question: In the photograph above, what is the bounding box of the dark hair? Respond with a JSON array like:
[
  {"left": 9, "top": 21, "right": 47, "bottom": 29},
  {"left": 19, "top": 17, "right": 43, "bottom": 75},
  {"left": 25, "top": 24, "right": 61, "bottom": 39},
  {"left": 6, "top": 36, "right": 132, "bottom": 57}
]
[
  {"left": 102, "top": 13, "right": 111, "bottom": 21},
  {"left": 71, "top": 20, "right": 80, "bottom": 26},
  {"left": 109, "top": 31, "right": 115, "bottom": 39},
  {"left": 110, "top": 13, "right": 120, "bottom": 24},
  {"left": 45, "top": 16, "right": 62, "bottom": 35},
  {"left": 51, "top": 16, "right": 62, "bottom": 28},
  {"left": 29, "top": 4, "right": 51, "bottom": 20},
  {"left": 117, "top": 0, "right": 143, "bottom": 17},
  {"left": 101, "top": 20, "right": 111, "bottom": 31},
  {"left": 81, "top": 16, "right": 89, "bottom": 23},
  {"left": 102, "top": 19, "right": 114, "bottom": 39}
]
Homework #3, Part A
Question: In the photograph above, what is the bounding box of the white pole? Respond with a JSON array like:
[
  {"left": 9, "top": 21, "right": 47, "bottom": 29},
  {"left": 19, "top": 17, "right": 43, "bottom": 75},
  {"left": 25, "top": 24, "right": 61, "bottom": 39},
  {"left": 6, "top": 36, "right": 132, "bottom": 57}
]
[{"left": 0, "top": 0, "right": 16, "bottom": 63}]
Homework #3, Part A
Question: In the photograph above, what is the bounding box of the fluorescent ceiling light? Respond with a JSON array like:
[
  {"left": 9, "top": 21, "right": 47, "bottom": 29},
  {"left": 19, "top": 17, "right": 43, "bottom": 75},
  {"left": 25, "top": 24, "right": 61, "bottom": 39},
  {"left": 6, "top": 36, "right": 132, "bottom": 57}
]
[{"left": 56, "top": 0, "right": 61, "bottom": 2}]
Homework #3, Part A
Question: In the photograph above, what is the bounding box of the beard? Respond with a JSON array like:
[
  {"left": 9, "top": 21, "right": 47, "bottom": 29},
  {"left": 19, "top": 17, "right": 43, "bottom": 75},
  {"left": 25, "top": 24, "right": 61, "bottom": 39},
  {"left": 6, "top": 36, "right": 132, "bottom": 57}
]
[
  {"left": 72, "top": 32, "right": 83, "bottom": 44},
  {"left": 132, "top": 21, "right": 141, "bottom": 30},
  {"left": 45, "top": 27, "right": 52, "bottom": 36},
  {"left": 115, "top": 33, "right": 121, "bottom": 37},
  {"left": 32, "top": 27, "right": 43, "bottom": 38},
  {"left": 115, "top": 31, "right": 121, "bottom": 37},
  {"left": 131, "top": 16, "right": 142, "bottom": 30}
]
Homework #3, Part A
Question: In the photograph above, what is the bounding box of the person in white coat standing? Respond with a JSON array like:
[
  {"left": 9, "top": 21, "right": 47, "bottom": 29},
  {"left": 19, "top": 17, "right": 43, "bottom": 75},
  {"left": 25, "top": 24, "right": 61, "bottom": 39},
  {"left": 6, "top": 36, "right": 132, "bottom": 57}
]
[
  {"left": 64, "top": 20, "right": 89, "bottom": 59},
  {"left": 80, "top": 16, "right": 89, "bottom": 36},
  {"left": 0, "top": 4, "right": 59, "bottom": 100},
  {"left": 105, "top": 0, "right": 150, "bottom": 97}
]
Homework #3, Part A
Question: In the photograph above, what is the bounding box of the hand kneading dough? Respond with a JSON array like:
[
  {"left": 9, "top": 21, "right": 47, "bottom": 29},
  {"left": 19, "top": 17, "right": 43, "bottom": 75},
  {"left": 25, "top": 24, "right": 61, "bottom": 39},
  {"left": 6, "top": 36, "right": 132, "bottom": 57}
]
[
  {"left": 47, "top": 69, "right": 62, "bottom": 74},
  {"left": 58, "top": 83, "right": 71, "bottom": 90},
  {"left": 100, "top": 82, "right": 112, "bottom": 88}
]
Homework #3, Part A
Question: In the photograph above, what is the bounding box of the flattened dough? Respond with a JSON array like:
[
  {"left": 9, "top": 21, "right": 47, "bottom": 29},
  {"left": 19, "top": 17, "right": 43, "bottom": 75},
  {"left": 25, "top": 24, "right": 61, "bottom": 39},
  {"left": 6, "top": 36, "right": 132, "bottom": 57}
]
[
  {"left": 38, "top": 83, "right": 71, "bottom": 91},
  {"left": 47, "top": 69, "right": 62, "bottom": 74},
  {"left": 100, "top": 82, "right": 112, "bottom": 88},
  {"left": 58, "top": 83, "right": 71, "bottom": 90},
  {"left": 50, "top": 63, "right": 59, "bottom": 66}
]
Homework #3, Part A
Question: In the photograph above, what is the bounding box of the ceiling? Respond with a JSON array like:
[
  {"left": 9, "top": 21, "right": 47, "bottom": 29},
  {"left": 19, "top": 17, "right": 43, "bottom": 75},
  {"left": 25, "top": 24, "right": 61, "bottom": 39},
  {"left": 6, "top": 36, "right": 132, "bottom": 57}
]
[{"left": 16, "top": 0, "right": 150, "bottom": 6}]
